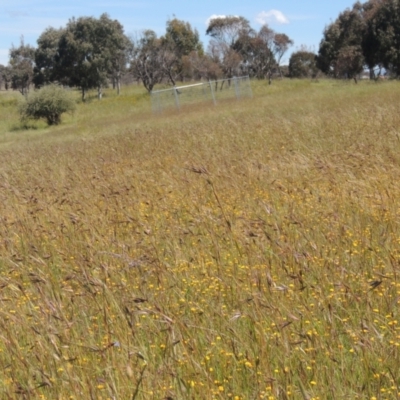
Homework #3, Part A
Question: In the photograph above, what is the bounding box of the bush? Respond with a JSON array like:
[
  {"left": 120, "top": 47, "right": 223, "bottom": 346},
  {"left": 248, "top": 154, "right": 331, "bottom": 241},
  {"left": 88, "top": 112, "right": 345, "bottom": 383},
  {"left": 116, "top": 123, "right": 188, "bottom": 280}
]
[{"left": 19, "top": 85, "right": 76, "bottom": 126}]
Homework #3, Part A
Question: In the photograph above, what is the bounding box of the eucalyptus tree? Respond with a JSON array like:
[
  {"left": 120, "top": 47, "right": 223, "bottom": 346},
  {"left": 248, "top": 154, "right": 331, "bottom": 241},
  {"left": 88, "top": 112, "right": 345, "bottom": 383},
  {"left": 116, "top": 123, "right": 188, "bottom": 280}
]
[
  {"left": 183, "top": 51, "right": 222, "bottom": 81},
  {"left": 205, "top": 15, "right": 293, "bottom": 83},
  {"left": 130, "top": 30, "right": 165, "bottom": 92},
  {"left": 208, "top": 39, "right": 243, "bottom": 78},
  {"left": 206, "top": 16, "right": 252, "bottom": 79},
  {"left": 98, "top": 14, "right": 131, "bottom": 95},
  {"left": 164, "top": 18, "right": 203, "bottom": 59},
  {"left": 253, "top": 25, "right": 277, "bottom": 82},
  {"left": 109, "top": 33, "right": 132, "bottom": 95},
  {"left": 34, "top": 27, "right": 65, "bottom": 87},
  {"left": 162, "top": 18, "right": 204, "bottom": 82},
  {"left": 234, "top": 27, "right": 271, "bottom": 79},
  {"left": 273, "top": 33, "right": 294, "bottom": 77},
  {"left": 358, "top": 0, "right": 383, "bottom": 78},
  {"left": 8, "top": 38, "right": 36, "bottom": 95},
  {"left": 0, "top": 64, "right": 12, "bottom": 90},
  {"left": 206, "top": 16, "right": 252, "bottom": 47},
  {"left": 54, "top": 13, "right": 129, "bottom": 100},
  {"left": 164, "top": 18, "right": 203, "bottom": 56},
  {"left": 317, "top": 2, "right": 365, "bottom": 81},
  {"left": 288, "top": 50, "right": 319, "bottom": 78},
  {"left": 234, "top": 24, "right": 293, "bottom": 83},
  {"left": 363, "top": 0, "right": 400, "bottom": 76}
]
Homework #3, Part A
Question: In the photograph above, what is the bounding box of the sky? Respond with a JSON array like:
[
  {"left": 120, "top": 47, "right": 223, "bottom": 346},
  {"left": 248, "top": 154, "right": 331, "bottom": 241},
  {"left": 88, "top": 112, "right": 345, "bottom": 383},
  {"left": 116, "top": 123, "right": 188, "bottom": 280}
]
[{"left": 0, "top": 0, "right": 358, "bottom": 66}]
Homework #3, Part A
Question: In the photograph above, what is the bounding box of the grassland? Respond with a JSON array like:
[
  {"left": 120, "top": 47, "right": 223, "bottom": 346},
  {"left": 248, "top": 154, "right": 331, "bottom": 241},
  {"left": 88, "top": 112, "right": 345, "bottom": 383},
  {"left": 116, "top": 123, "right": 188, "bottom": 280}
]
[{"left": 1, "top": 79, "right": 400, "bottom": 399}]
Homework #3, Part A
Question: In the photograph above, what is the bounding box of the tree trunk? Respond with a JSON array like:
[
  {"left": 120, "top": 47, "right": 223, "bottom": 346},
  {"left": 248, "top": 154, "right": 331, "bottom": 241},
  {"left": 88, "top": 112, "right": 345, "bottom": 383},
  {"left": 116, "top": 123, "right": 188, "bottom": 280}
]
[
  {"left": 81, "top": 87, "right": 86, "bottom": 102},
  {"left": 116, "top": 72, "right": 121, "bottom": 95},
  {"left": 369, "top": 68, "right": 375, "bottom": 80},
  {"left": 376, "top": 66, "right": 383, "bottom": 81},
  {"left": 98, "top": 85, "right": 102, "bottom": 100},
  {"left": 167, "top": 71, "right": 176, "bottom": 87}
]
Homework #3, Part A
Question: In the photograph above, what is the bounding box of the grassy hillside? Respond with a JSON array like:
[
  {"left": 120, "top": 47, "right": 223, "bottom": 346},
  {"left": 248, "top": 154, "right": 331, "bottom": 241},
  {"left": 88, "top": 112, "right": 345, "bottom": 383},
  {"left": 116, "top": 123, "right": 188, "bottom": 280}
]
[{"left": 1, "top": 79, "right": 400, "bottom": 399}]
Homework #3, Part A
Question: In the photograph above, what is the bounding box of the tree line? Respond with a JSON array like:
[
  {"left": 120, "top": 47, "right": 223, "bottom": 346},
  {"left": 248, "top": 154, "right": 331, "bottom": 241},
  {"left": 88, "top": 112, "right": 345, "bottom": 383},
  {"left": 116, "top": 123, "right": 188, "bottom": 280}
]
[
  {"left": 0, "top": 13, "right": 294, "bottom": 98},
  {"left": 1, "top": 1, "right": 400, "bottom": 97},
  {"left": 316, "top": 0, "right": 400, "bottom": 82}
]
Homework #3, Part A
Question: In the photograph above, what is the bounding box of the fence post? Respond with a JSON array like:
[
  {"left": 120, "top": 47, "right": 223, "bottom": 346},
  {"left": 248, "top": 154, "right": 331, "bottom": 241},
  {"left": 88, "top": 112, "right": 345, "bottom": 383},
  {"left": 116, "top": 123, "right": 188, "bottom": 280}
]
[
  {"left": 209, "top": 80, "right": 216, "bottom": 106},
  {"left": 173, "top": 86, "right": 180, "bottom": 110}
]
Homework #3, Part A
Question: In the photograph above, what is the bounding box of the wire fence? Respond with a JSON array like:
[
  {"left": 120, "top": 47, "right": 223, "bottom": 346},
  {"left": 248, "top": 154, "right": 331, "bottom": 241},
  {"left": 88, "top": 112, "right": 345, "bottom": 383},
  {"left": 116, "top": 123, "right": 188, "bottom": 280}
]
[{"left": 151, "top": 76, "right": 252, "bottom": 113}]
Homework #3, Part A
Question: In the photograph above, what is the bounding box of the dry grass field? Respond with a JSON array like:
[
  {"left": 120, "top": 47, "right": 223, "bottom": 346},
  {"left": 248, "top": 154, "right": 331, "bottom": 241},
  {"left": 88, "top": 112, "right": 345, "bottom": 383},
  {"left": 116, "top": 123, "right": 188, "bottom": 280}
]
[{"left": 1, "top": 79, "right": 400, "bottom": 399}]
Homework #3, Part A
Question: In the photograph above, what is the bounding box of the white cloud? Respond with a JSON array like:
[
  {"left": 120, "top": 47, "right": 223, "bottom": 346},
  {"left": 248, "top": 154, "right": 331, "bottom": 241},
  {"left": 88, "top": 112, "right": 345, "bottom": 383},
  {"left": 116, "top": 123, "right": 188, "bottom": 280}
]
[{"left": 256, "top": 10, "right": 289, "bottom": 25}]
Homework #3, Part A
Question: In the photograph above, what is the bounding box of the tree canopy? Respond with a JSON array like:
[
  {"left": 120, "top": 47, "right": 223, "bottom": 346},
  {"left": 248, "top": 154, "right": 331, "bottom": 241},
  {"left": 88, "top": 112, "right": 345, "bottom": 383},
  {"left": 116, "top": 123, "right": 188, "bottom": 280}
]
[
  {"left": 289, "top": 50, "right": 318, "bottom": 78},
  {"left": 317, "top": 0, "right": 400, "bottom": 80},
  {"left": 364, "top": 0, "right": 400, "bottom": 75},
  {"left": 55, "top": 14, "right": 129, "bottom": 100},
  {"left": 130, "top": 30, "right": 166, "bottom": 92},
  {"left": 317, "top": 3, "right": 365, "bottom": 80},
  {"left": 164, "top": 18, "right": 203, "bottom": 58},
  {"left": 206, "top": 16, "right": 252, "bottom": 47},
  {"left": 0, "top": 64, "right": 12, "bottom": 90},
  {"left": 207, "top": 17, "right": 293, "bottom": 83},
  {"left": 9, "top": 38, "right": 36, "bottom": 95},
  {"left": 34, "top": 27, "right": 65, "bottom": 87}
]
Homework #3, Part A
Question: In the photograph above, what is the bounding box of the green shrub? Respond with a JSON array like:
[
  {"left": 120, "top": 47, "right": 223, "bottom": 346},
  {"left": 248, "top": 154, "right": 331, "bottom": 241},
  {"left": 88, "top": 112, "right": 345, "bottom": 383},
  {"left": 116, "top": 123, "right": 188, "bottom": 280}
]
[{"left": 19, "top": 85, "right": 76, "bottom": 126}]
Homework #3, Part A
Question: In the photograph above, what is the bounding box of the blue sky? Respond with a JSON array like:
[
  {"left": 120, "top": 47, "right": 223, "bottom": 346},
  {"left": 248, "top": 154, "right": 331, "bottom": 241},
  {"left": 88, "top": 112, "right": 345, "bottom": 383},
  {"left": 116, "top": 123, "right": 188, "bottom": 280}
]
[{"left": 1, "top": 0, "right": 357, "bottom": 66}]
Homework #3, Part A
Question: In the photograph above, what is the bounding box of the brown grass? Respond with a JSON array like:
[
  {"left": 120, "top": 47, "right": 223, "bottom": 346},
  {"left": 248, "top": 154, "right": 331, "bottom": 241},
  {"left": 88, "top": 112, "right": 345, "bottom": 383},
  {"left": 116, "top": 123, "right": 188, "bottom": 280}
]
[{"left": 1, "top": 79, "right": 400, "bottom": 399}]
